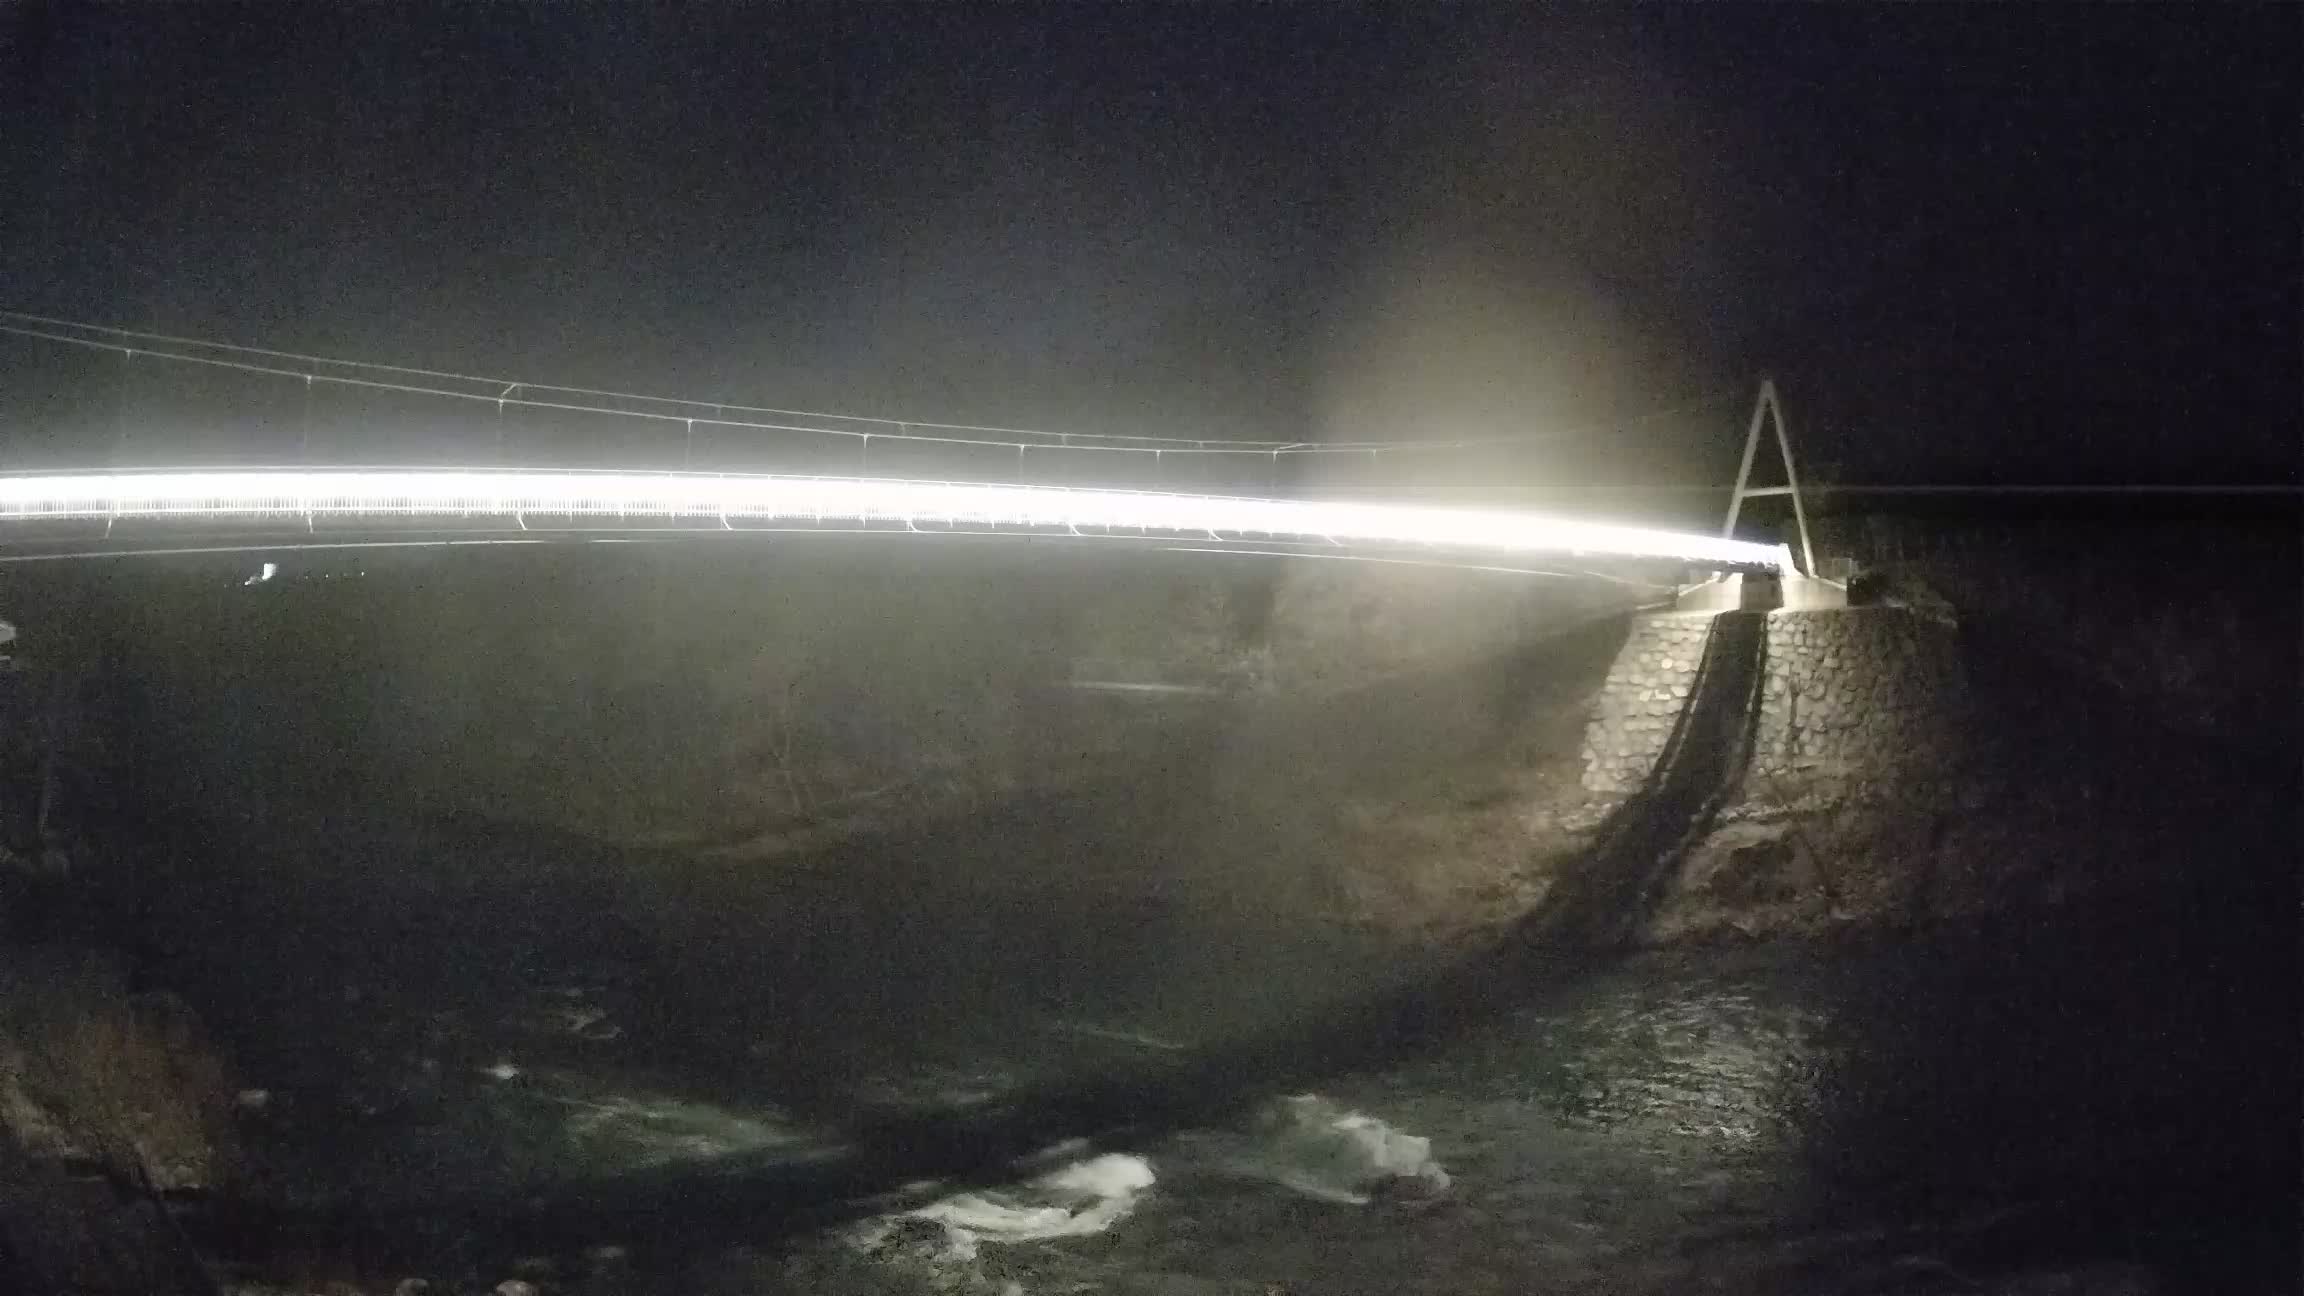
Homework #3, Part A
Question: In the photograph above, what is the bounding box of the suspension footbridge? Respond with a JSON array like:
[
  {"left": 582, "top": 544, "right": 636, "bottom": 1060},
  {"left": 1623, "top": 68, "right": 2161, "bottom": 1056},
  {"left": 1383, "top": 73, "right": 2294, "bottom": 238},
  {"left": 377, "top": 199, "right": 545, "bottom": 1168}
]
[{"left": 0, "top": 314, "right": 1797, "bottom": 577}]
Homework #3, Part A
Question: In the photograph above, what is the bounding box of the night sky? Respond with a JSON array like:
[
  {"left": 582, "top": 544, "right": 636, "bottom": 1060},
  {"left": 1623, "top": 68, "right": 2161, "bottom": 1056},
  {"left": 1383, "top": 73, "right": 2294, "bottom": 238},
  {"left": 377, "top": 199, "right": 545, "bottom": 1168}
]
[{"left": 3, "top": 3, "right": 2297, "bottom": 489}]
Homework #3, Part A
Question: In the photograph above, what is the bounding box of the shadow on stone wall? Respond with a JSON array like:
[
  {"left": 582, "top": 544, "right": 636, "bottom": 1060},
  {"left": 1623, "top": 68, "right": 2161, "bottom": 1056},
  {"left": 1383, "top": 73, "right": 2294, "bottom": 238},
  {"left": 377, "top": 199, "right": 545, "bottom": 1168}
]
[{"left": 1530, "top": 610, "right": 1766, "bottom": 950}]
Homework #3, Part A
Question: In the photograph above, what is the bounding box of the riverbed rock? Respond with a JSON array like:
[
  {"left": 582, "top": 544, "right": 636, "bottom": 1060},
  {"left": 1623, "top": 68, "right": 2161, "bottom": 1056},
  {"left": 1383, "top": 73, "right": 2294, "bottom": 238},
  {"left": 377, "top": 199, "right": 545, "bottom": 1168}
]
[{"left": 0, "top": 946, "right": 239, "bottom": 1193}]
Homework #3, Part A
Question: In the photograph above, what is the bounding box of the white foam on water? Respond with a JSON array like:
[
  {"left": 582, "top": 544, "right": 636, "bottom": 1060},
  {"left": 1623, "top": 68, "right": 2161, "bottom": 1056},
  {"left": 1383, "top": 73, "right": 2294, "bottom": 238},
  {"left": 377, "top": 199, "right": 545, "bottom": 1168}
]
[
  {"left": 856, "top": 1152, "right": 1158, "bottom": 1262},
  {"left": 1218, "top": 1094, "right": 1452, "bottom": 1206},
  {"left": 546, "top": 1085, "right": 817, "bottom": 1167},
  {"left": 843, "top": 1092, "right": 1443, "bottom": 1277}
]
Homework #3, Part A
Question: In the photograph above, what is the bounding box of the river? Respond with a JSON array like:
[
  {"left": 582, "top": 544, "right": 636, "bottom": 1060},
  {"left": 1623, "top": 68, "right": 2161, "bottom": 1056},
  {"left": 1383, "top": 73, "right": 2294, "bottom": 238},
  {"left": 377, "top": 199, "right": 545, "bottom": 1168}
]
[{"left": 162, "top": 790, "right": 2294, "bottom": 1296}]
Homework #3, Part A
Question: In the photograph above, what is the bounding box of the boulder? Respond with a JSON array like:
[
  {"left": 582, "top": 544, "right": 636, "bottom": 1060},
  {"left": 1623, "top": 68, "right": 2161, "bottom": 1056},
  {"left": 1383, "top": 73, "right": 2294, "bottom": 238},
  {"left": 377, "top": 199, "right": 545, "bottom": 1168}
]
[
  {"left": 0, "top": 945, "right": 237, "bottom": 1294},
  {"left": 0, "top": 948, "right": 239, "bottom": 1194}
]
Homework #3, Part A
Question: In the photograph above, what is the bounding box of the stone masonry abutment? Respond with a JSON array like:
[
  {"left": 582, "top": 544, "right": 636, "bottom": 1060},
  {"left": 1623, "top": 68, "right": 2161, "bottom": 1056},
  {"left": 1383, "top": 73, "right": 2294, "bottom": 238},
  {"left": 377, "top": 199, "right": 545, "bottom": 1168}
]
[{"left": 1583, "top": 606, "right": 1967, "bottom": 803}]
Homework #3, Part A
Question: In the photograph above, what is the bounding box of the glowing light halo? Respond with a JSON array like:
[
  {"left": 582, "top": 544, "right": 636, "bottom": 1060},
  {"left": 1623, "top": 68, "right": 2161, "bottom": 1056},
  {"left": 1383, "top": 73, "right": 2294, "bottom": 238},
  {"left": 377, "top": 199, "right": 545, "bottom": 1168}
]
[{"left": 0, "top": 470, "right": 1794, "bottom": 572}]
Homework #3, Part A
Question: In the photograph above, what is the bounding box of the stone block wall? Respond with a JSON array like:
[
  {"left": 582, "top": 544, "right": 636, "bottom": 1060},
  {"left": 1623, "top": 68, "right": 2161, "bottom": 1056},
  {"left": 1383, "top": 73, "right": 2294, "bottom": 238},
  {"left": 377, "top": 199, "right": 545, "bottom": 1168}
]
[
  {"left": 1580, "top": 613, "right": 1714, "bottom": 794},
  {"left": 1750, "top": 607, "right": 1965, "bottom": 790},
  {"left": 1582, "top": 606, "right": 1967, "bottom": 800}
]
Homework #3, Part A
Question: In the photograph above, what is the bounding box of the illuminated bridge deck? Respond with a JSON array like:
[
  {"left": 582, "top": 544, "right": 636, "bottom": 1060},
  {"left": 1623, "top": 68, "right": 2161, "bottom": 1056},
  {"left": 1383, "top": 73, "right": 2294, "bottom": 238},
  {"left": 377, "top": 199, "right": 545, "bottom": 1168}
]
[{"left": 0, "top": 469, "right": 1794, "bottom": 575}]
